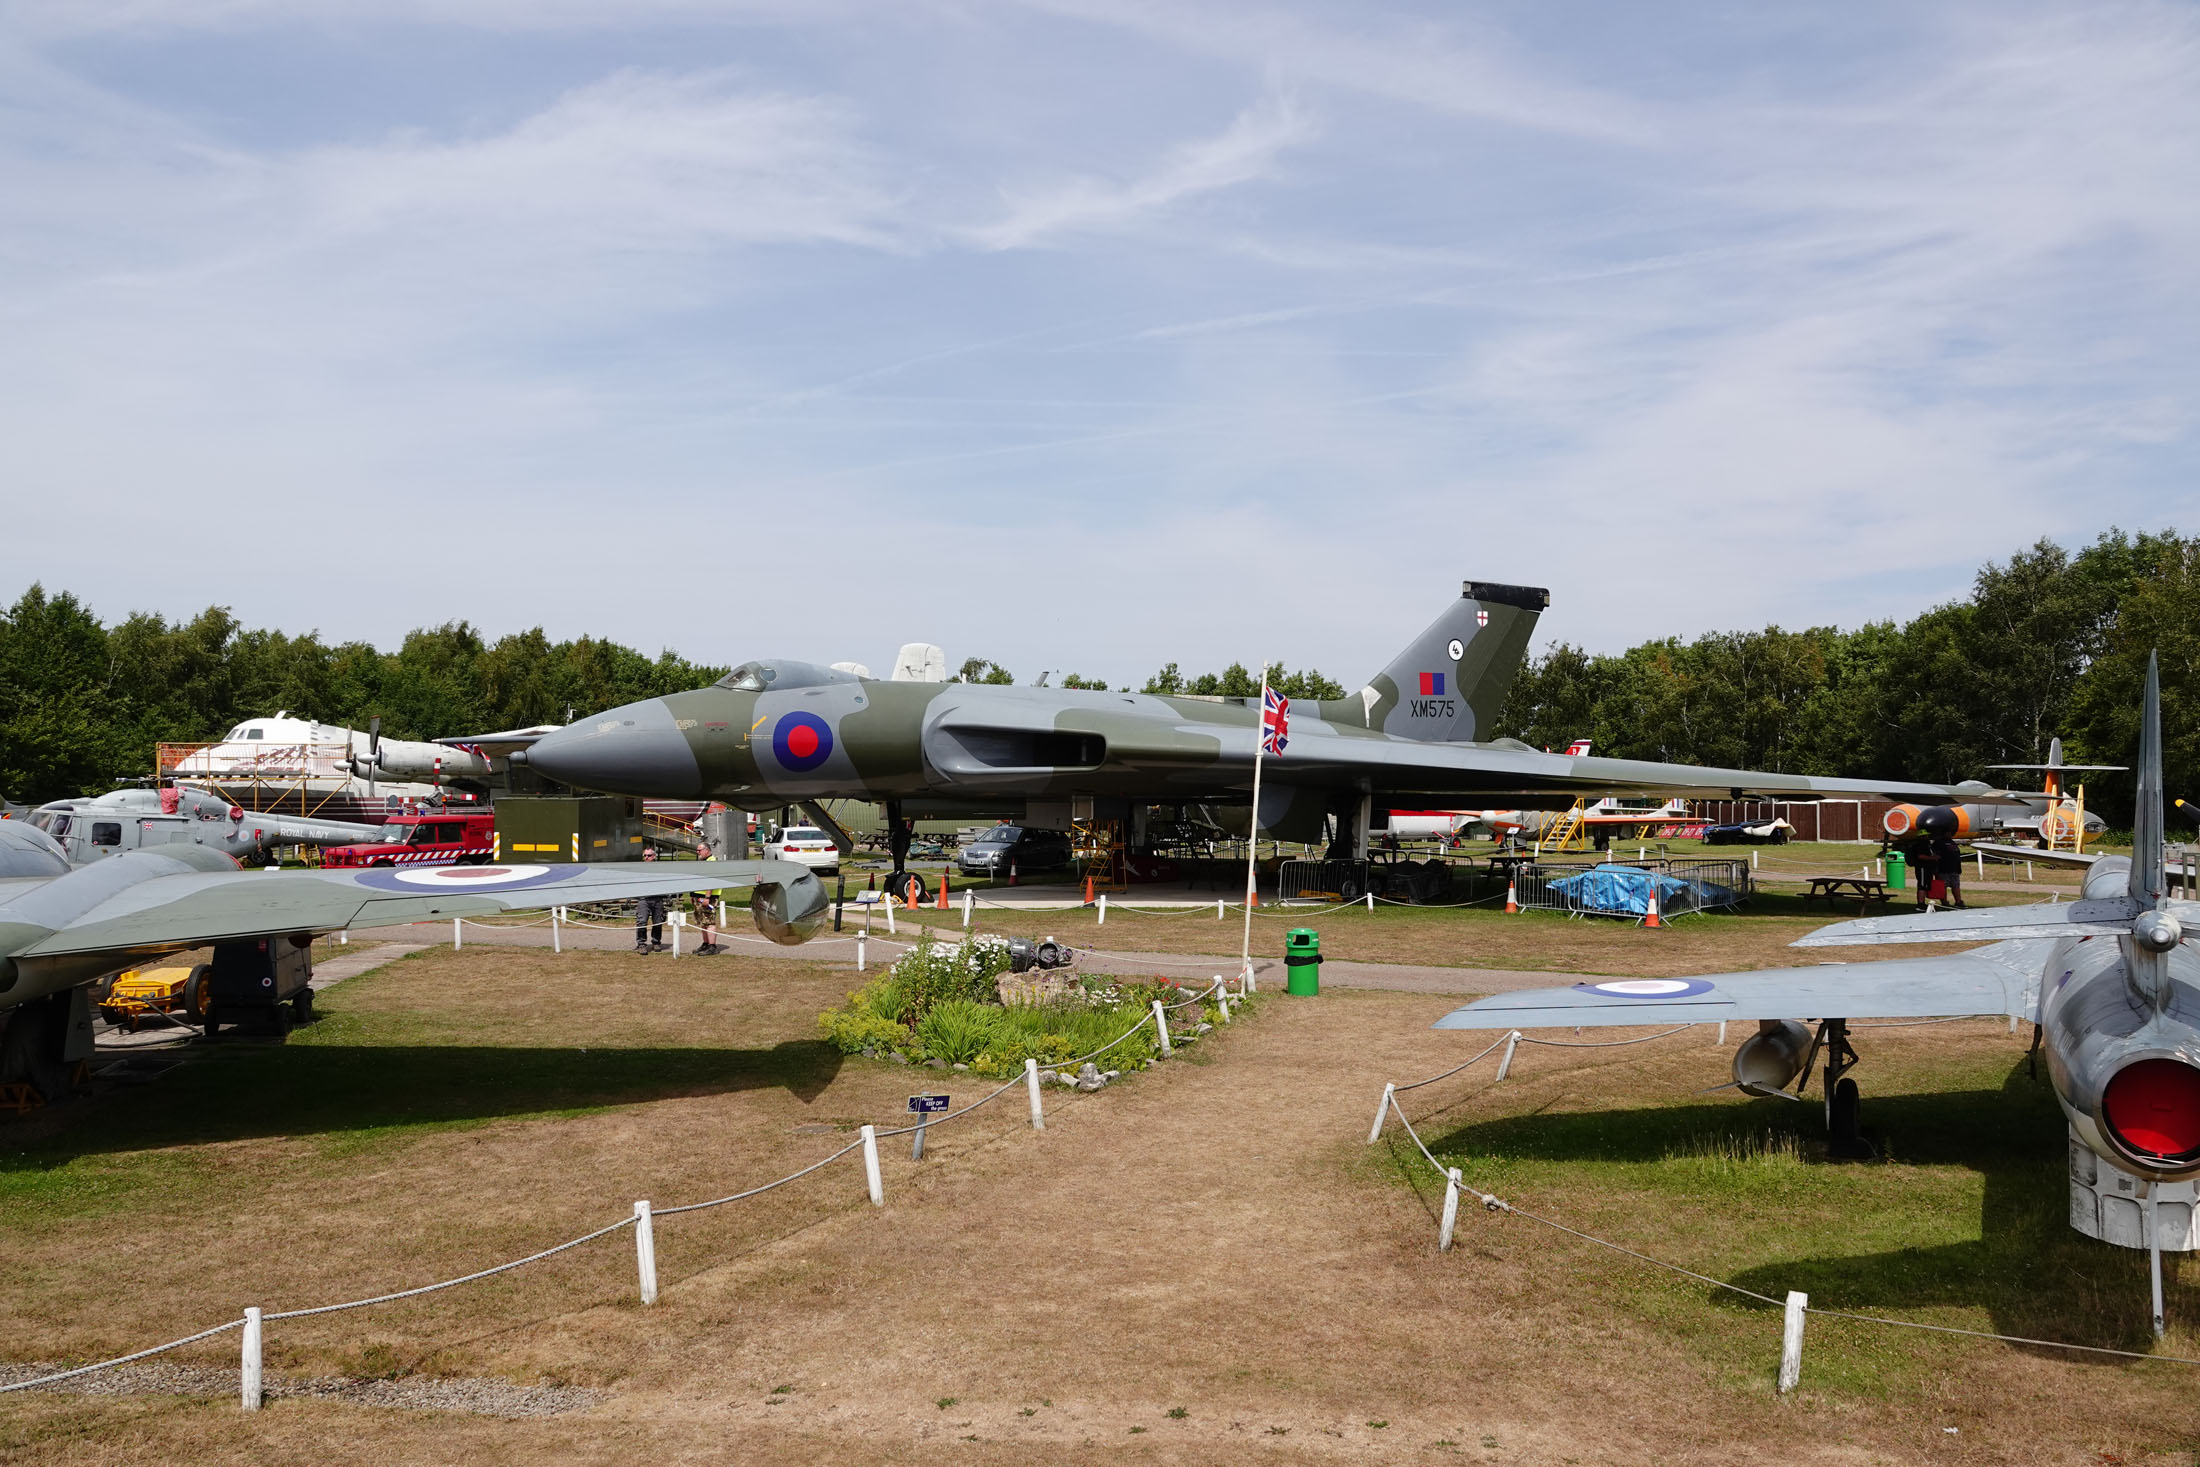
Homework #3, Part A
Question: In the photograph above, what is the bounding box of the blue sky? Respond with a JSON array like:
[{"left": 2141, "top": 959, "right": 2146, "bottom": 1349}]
[{"left": 3, "top": 0, "right": 2195, "bottom": 688}]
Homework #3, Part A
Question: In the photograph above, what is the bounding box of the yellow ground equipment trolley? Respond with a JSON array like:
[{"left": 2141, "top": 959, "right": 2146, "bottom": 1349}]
[{"left": 99, "top": 963, "right": 211, "bottom": 1031}]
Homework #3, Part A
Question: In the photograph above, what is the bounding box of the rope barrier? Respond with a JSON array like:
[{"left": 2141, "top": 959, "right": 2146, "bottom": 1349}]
[
  {"left": 0, "top": 1319, "right": 246, "bottom": 1395},
  {"left": 651, "top": 1137, "right": 870, "bottom": 1218},
  {"left": 1517, "top": 1025, "right": 1695, "bottom": 1049},
  {"left": 265, "top": 1216, "right": 639, "bottom": 1320},
  {"left": 1392, "top": 1033, "right": 1515, "bottom": 1093}
]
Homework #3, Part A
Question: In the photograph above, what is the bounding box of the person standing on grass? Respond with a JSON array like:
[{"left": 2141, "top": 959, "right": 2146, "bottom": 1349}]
[
  {"left": 634, "top": 845, "right": 668, "bottom": 952},
  {"left": 1897, "top": 833, "right": 1935, "bottom": 909},
  {"left": 1933, "top": 832, "right": 1968, "bottom": 909},
  {"left": 690, "top": 843, "right": 723, "bottom": 954}
]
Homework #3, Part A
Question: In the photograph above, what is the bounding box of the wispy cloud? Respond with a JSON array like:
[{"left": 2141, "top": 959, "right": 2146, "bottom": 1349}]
[{"left": 966, "top": 94, "right": 1313, "bottom": 250}]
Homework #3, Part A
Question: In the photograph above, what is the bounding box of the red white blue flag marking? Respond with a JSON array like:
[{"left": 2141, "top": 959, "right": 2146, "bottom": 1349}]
[
  {"left": 1261, "top": 687, "right": 1290, "bottom": 756},
  {"left": 1419, "top": 672, "right": 1447, "bottom": 696}
]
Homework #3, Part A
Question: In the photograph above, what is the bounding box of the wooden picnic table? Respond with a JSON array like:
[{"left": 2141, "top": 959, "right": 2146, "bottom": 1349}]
[{"left": 1803, "top": 875, "right": 1890, "bottom": 914}]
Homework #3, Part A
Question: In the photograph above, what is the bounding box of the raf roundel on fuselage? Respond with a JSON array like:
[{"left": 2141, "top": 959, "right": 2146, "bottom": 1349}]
[{"left": 772, "top": 711, "right": 835, "bottom": 773}]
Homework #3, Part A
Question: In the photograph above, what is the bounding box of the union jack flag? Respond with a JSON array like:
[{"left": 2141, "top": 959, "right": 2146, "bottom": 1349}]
[{"left": 1260, "top": 686, "right": 1290, "bottom": 756}]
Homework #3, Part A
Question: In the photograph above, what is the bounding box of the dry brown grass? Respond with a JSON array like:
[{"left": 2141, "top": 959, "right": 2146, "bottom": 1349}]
[{"left": 5, "top": 931, "right": 2194, "bottom": 1464}]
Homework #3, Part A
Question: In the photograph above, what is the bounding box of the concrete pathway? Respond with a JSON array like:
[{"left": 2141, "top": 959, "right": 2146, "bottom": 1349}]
[{"left": 342, "top": 918, "right": 1590, "bottom": 997}]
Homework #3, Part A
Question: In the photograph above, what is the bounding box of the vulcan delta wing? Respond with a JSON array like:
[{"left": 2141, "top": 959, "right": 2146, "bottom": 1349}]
[
  {"left": 519, "top": 578, "right": 2006, "bottom": 882},
  {"left": 1429, "top": 655, "right": 2200, "bottom": 1332}
]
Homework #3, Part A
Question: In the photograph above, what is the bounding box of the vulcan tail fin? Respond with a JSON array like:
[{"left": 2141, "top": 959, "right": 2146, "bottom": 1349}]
[{"left": 1362, "top": 580, "right": 1547, "bottom": 743}]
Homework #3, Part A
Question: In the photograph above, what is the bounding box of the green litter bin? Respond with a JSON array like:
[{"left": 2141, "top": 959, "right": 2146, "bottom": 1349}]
[
  {"left": 1285, "top": 928, "right": 1322, "bottom": 996},
  {"left": 1886, "top": 851, "right": 1907, "bottom": 892}
]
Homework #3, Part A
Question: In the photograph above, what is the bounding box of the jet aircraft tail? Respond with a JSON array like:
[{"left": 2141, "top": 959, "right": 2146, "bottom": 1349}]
[{"left": 1360, "top": 580, "right": 1548, "bottom": 743}]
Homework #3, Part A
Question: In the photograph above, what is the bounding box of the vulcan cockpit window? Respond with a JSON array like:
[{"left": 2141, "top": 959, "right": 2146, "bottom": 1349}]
[{"left": 716, "top": 662, "right": 774, "bottom": 692}]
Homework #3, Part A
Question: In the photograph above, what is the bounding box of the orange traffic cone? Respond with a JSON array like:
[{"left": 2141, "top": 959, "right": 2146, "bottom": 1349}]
[
  {"left": 937, "top": 867, "right": 950, "bottom": 910},
  {"left": 1505, "top": 878, "right": 1519, "bottom": 914},
  {"left": 1644, "top": 884, "right": 1663, "bottom": 929},
  {"left": 1083, "top": 873, "right": 1095, "bottom": 905}
]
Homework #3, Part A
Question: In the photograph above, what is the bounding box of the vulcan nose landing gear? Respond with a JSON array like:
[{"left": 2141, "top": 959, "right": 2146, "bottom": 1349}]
[{"left": 1803, "top": 1018, "right": 1876, "bottom": 1161}]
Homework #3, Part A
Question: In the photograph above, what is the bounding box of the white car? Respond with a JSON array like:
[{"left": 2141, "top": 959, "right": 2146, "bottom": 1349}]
[{"left": 767, "top": 826, "right": 841, "bottom": 874}]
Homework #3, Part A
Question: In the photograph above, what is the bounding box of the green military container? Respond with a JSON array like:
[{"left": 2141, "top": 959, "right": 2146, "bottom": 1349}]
[
  {"left": 1886, "top": 850, "right": 1907, "bottom": 891},
  {"left": 494, "top": 796, "right": 646, "bottom": 864},
  {"left": 1285, "top": 927, "right": 1322, "bottom": 996}
]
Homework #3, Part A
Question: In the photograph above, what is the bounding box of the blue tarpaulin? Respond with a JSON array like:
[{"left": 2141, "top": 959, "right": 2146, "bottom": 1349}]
[{"left": 1548, "top": 865, "right": 1738, "bottom": 917}]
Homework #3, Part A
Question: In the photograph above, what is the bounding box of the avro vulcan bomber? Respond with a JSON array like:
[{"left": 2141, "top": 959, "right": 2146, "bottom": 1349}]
[{"left": 518, "top": 580, "right": 2003, "bottom": 887}]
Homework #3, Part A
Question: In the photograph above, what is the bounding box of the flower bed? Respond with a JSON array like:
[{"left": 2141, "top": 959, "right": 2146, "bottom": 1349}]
[{"left": 818, "top": 933, "right": 1221, "bottom": 1078}]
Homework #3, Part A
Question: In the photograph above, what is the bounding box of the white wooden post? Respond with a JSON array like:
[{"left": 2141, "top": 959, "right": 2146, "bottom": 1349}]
[
  {"left": 1216, "top": 899, "right": 1224, "bottom": 920},
  {"left": 1152, "top": 1000, "right": 1172, "bottom": 1056},
  {"left": 452, "top": 917, "right": 462, "bottom": 950},
  {"left": 669, "top": 910, "right": 682, "bottom": 958},
  {"left": 2026, "top": 860, "right": 2034, "bottom": 882},
  {"left": 552, "top": 906, "right": 562, "bottom": 954},
  {"left": 1368, "top": 1083, "right": 1395, "bottom": 1143},
  {"left": 1438, "top": 1168, "right": 1462, "bottom": 1251},
  {"left": 1097, "top": 892, "right": 1107, "bottom": 926},
  {"left": 1365, "top": 890, "right": 1373, "bottom": 911},
  {"left": 1977, "top": 850, "right": 1985, "bottom": 879},
  {"left": 338, "top": 930, "right": 348, "bottom": 946},
  {"left": 884, "top": 895, "right": 896, "bottom": 935},
  {"left": 1778, "top": 1291, "right": 1808, "bottom": 1392},
  {"left": 240, "top": 1307, "right": 262, "bottom": 1411},
  {"left": 1025, "top": 1058, "right": 1045, "bottom": 1131},
  {"left": 2151, "top": 1192, "right": 2167, "bottom": 1337},
  {"left": 856, "top": 931, "right": 867, "bottom": 972},
  {"left": 633, "top": 1200, "right": 658, "bottom": 1305},
  {"left": 1717, "top": 1020, "right": 1728, "bottom": 1045},
  {"left": 1751, "top": 849, "right": 1759, "bottom": 871},
  {"left": 1214, "top": 979, "right": 1231, "bottom": 1023},
  {"left": 1495, "top": 1031, "right": 1521, "bottom": 1081},
  {"left": 860, "top": 1124, "right": 882, "bottom": 1205},
  {"left": 962, "top": 889, "right": 973, "bottom": 928},
  {"left": 1241, "top": 957, "right": 1257, "bottom": 994}
]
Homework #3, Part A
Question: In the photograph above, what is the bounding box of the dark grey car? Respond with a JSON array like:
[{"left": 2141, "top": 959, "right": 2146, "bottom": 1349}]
[{"left": 956, "top": 825, "right": 1073, "bottom": 878}]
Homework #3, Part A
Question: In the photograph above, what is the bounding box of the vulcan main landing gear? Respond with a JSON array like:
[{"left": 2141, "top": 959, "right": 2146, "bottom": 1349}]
[{"left": 883, "top": 799, "right": 921, "bottom": 908}]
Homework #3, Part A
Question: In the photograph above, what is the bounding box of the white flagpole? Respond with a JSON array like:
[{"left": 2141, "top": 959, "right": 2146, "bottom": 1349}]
[{"left": 1241, "top": 665, "right": 1268, "bottom": 983}]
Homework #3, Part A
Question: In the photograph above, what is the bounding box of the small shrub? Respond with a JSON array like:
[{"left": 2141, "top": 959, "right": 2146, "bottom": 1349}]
[
  {"left": 916, "top": 1000, "right": 997, "bottom": 1064},
  {"left": 818, "top": 1008, "right": 913, "bottom": 1056}
]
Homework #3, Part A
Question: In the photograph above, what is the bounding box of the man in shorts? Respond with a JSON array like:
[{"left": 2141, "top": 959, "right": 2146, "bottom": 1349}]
[{"left": 634, "top": 846, "right": 668, "bottom": 952}]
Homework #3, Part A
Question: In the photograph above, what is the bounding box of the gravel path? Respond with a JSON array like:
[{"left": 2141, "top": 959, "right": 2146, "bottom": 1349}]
[{"left": 0, "top": 1359, "right": 604, "bottom": 1417}]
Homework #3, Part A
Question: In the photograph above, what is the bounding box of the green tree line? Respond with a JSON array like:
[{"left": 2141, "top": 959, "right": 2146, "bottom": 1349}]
[
  {"left": 1494, "top": 529, "right": 2197, "bottom": 813},
  {"left": 4, "top": 528, "right": 2190, "bottom": 810},
  {"left": 0, "top": 591, "right": 725, "bottom": 803}
]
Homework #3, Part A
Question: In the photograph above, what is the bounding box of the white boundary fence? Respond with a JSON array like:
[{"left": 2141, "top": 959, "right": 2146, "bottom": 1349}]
[
  {"left": 1367, "top": 1027, "right": 2200, "bottom": 1390},
  {"left": 5, "top": 976, "right": 1240, "bottom": 1411}
]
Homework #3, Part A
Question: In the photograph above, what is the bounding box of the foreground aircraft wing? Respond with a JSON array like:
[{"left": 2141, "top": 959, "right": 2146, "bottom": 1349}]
[
  {"left": 14, "top": 858, "right": 822, "bottom": 964},
  {"left": 1432, "top": 943, "right": 2047, "bottom": 1030}
]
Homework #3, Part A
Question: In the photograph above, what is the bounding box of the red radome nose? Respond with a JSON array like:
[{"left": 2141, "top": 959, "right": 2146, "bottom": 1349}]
[{"left": 2102, "top": 1059, "right": 2200, "bottom": 1163}]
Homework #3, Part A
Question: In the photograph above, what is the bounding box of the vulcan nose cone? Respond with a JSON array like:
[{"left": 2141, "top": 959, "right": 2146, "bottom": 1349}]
[{"left": 529, "top": 700, "right": 702, "bottom": 798}]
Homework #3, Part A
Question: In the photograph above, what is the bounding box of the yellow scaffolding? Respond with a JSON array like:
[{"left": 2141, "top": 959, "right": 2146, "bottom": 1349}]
[
  {"left": 1074, "top": 818, "right": 1128, "bottom": 893},
  {"left": 1535, "top": 798, "right": 1592, "bottom": 856}
]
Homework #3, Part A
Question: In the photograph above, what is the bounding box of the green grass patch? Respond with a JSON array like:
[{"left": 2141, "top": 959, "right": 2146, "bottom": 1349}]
[{"left": 1401, "top": 1042, "right": 2199, "bottom": 1398}]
